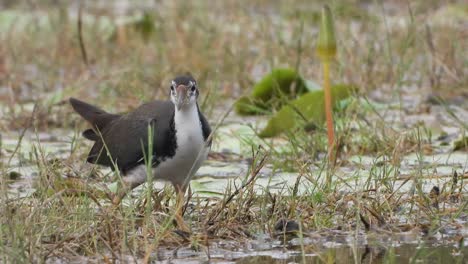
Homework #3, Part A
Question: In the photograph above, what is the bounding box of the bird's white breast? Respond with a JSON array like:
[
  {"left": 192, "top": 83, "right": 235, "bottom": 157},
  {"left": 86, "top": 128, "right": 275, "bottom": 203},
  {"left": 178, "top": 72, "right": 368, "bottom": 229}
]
[{"left": 154, "top": 105, "right": 209, "bottom": 186}]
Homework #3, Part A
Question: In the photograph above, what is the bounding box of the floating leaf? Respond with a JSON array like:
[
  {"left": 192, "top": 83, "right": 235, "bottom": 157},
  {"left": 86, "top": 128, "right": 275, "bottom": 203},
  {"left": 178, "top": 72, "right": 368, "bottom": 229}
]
[
  {"left": 133, "top": 12, "right": 156, "bottom": 42},
  {"left": 235, "top": 68, "right": 307, "bottom": 115},
  {"left": 234, "top": 96, "right": 269, "bottom": 115},
  {"left": 190, "top": 180, "right": 225, "bottom": 197},
  {"left": 251, "top": 68, "right": 306, "bottom": 100},
  {"left": 109, "top": 12, "right": 156, "bottom": 43},
  {"left": 107, "top": 182, "right": 119, "bottom": 193},
  {"left": 303, "top": 79, "right": 322, "bottom": 91},
  {"left": 259, "top": 84, "right": 357, "bottom": 138},
  {"left": 453, "top": 136, "right": 468, "bottom": 151}
]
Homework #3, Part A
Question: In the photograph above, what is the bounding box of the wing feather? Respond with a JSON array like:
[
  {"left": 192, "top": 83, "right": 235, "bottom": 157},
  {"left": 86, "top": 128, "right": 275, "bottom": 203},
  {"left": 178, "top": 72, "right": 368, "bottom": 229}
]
[{"left": 86, "top": 100, "right": 176, "bottom": 173}]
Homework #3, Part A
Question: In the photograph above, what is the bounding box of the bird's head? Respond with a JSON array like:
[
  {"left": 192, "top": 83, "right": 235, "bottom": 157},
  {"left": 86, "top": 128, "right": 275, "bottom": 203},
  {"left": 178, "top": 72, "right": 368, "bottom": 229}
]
[{"left": 170, "top": 75, "right": 199, "bottom": 111}]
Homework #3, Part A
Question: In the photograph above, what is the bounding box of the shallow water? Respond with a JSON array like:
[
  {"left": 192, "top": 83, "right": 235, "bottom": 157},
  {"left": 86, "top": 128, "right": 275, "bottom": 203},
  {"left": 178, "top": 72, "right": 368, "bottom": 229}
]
[
  {"left": 233, "top": 243, "right": 467, "bottom": 264},
  {"left": 45, "top": 235, "right": 467, "bottom": 263},
  {"left": 162, "top": 243, "right": 467, "bottom": 264},
  {"left": 2, "top": 120, "right": 467, "bottom": 263},
  {"left": 2, "top": 124, "right": 467, "bottom": 199}
]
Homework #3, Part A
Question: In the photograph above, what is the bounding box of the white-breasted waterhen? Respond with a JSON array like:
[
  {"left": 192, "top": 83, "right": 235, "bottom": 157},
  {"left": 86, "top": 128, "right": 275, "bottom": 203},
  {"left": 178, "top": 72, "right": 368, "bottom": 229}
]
[{"left": 70, "top": 75, "right": 211, "bottom": 232}]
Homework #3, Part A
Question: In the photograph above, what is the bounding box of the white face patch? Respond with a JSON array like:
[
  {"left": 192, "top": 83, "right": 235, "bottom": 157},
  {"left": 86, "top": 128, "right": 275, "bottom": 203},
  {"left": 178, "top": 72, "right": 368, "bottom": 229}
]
[
  {"left": 188, "top": 80, "right": 195, "bottom": 88},
  {"left": 188, "top": 81, "right": 198, "bottom": 104},
  {"left": 169, "top": 80, "right": 198, "bottom": 110}
]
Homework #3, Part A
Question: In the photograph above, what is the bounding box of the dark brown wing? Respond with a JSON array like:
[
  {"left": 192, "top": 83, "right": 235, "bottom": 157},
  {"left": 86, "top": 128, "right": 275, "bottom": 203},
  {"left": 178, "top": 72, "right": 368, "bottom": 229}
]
[
  {"left": 86, "top": 100, "right": 177, "bottom": 173},
  {"left": 197, "top": 104, "right": 212, "bottom": 146}
]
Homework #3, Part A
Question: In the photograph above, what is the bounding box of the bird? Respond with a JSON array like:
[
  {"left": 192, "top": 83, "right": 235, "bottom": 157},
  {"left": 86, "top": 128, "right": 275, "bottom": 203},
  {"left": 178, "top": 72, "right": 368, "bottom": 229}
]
[{"left": 69, "top": 75, "right": 212, "bottom": 232}]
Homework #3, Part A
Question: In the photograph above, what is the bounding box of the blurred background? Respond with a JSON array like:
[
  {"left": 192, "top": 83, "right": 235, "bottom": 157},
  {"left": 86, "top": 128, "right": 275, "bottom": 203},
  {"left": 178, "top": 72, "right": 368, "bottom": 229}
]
[{"left": 0, "top": 0, "right": 466, "bottom": 131}]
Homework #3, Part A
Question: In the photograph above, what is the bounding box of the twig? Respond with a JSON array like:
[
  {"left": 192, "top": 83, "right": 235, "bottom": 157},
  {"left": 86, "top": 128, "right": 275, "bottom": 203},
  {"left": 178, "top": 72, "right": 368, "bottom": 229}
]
[
  {"left": 6, "top": 103, "right": 37, "bottom": 167},
  {"left": 224, "top": 152, "right": 267, "bottom": 206},
  {"left": 206, "top": 149, "right": 268, "bottom": 224},
  {"left": 99, "top": 234, "right": 120, "bottom": 261},
  {"left": 78, "top": 2, "right": 89, "bottom": 68}
]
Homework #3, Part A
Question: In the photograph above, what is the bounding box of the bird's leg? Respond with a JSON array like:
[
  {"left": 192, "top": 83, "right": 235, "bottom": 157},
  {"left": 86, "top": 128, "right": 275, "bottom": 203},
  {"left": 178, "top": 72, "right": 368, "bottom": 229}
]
[
  {"left": 172, "top": 182, "right": 190, "bottom": 233},
  {"left": 112, "top": 166, "right": 147, "bottom": 205}
]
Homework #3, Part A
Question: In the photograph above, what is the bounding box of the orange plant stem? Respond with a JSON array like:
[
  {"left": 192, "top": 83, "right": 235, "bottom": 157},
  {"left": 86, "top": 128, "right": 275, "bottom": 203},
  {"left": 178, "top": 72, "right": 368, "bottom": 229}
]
[{"left": 323, "top": 61, "right": 335, "bottom": 161}]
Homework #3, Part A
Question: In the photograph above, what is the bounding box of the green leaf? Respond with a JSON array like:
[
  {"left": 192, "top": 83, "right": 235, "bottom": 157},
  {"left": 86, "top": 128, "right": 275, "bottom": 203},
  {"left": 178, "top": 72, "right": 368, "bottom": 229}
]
[
  {"left": 108, "top": 12, "right": 156, "bottom": 43},
  {"left": 133, "top": 12, "right": 156, "bottom": 42},
  {"left": 234, "top": 96, "right": 269, "bottom": 115},
  {"left": 234, "top": 68, "right": 307, "bottom": 115},
  {"left": 251, "top": 68, "right": 306, "bottom": 100},
  {"left": 453, "top": 136, "right": 468, "bottom": 151},
  {"left": 258, "top": 84, "right": 357, "bottom": 138}
]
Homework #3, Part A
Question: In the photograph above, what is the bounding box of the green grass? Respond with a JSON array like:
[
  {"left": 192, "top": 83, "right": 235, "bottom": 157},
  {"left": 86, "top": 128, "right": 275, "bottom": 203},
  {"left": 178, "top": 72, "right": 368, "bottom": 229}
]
[{"left": 0, "top": 0, "right": 467, "bottom": 263}]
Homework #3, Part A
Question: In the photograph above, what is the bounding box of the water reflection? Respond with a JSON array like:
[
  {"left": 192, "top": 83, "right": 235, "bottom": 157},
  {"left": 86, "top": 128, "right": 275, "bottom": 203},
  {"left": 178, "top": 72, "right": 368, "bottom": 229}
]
[{"left": 235, "top": 243, "right": 466, "bottom": 264}]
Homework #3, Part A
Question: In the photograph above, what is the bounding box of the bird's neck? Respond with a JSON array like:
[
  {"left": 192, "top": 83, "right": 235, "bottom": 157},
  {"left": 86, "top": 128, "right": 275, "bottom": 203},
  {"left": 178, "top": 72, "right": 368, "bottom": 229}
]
[{"left": 174, "top": 103, "right": 200, "bottom": 131}]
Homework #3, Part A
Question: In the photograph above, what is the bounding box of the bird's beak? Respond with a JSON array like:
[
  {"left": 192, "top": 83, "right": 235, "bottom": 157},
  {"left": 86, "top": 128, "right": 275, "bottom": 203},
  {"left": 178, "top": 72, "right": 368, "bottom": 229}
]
[{"left": 175, "top": 85, "right": 188, "bottom": 110}]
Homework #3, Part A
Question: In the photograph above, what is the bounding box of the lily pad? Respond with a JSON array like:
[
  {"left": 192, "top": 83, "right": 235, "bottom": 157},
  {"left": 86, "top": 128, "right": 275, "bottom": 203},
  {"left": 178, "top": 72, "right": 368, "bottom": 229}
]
[
  {"left": 453, "top": 136, "right": 468, "bottom": 151},
  {"left": 109, "top": 12, "right": 156, "bottom": 43},
  {"left": 259, "top": 84, "right": 356, "bottom": 138},
  {"left": 235, "top": 68, "right": 307, "bottom": 115}
]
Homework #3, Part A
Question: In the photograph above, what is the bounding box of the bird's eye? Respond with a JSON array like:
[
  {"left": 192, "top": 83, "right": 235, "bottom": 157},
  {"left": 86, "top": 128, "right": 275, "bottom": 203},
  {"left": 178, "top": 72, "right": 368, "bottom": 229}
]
[
  {"left": 190, "top": 85, "right": 196, "bottom": 92},
  {"left": 170, "top": 80, "right": 177, "bottom": 92}
]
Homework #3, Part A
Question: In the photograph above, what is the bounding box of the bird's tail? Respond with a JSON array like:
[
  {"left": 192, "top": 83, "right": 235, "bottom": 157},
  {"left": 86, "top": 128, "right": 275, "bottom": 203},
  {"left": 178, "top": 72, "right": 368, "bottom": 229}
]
[{"left": 69, "top": 97, "right": 120, "bottom": 140}]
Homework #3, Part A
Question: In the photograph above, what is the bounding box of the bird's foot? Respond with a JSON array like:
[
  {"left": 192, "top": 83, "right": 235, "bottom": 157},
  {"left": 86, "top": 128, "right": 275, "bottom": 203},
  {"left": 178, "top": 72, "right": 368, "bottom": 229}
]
[
  {"left": 171, "top": 210, "right": 192, "bottom": 241},
  {"left": 174, "top": 212, "right": 191, "bottom": 233},
  {"left": 172, "top": 228, "right": 191, "bottom": 241},
  {"left": 173, "top": 215, "right": 192, "bottom": 241}
]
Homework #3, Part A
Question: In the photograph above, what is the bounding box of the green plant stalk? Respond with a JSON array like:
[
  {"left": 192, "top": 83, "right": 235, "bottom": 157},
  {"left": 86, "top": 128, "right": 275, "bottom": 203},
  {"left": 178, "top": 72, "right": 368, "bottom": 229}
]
[
  {"left": 322, "top": 60, "right": 335, "bottom": 160},
  {"left": 145, "top": 124, "right": 154, "bottom": 212},
  {"left": 316, "top": 5, "right": 337, "bottom": 164}
]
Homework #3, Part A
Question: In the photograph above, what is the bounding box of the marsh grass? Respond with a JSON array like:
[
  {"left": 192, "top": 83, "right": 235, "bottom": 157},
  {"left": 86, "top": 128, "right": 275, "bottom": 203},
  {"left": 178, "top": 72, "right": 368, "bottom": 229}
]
[{"left": 0, "top": 0, "right": 467, "bottom": 262}]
